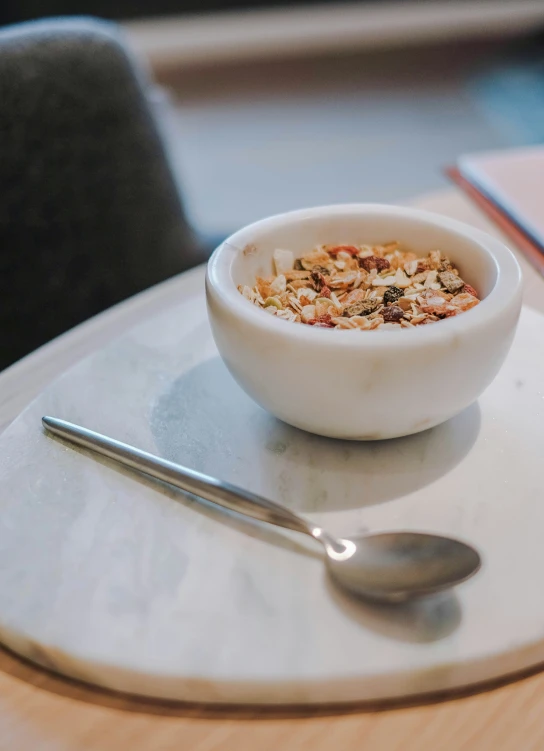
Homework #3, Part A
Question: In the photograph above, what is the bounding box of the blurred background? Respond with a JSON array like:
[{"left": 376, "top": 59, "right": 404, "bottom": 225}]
[
  {"left": 3, "top": 0, "right": 544, "bottom": 241},
  {"left": 2, "top": 1, "right": 544, "bottom": 369}
]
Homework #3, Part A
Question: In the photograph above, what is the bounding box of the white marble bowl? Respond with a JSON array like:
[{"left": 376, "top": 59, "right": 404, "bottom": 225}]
[{"left": 206, "top": 204, "right": 522, "bottom": 439}]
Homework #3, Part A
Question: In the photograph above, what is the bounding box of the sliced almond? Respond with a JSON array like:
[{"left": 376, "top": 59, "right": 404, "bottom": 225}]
[{"left": 269, "top": 274, "right": 286, "bottom": 295}]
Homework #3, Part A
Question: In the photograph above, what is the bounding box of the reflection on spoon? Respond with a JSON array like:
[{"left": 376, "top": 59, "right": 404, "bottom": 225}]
[
  {"left": 320, "top": 530, "right": 480, "bottom": 602},
  {"left": 42, "top": 416, "right": 481, "bottom": 604}
]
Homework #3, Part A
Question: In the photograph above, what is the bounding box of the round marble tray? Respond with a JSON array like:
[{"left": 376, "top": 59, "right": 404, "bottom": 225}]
[{"left": 0, "top": 291, "right": 543, "bottom": 704}]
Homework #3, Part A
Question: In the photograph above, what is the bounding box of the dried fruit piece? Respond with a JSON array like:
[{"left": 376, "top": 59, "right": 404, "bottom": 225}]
[
  {"left": 383, "top": 286, "right": 403, "bottom": 305},
  {"left": 358, "top": 255, "right": 391, "bottom": 272},
  {"left": 450, "top": 293, "right": 479, "bottom": 311},
  {"left": 308, "top": 314, "right": 334, "bottom": 327},
  {"left": 462, "top": 283, "right": 478, "bottom": 297},
  {"left": 382, "top": 305, "right": 405, "bottom": 322},
  {"left": 438, "top": 270, "right": 465, "bottom": 294},
  {"left": 311, "top": 270, "right": 329, "bottom": 292}
]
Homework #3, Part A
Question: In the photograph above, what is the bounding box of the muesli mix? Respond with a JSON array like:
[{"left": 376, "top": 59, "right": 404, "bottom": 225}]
[{"left": 239, "top": 243, "right": 481, "bottom": 330}]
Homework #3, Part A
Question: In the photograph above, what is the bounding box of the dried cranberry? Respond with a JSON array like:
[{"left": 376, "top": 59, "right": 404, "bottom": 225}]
[
  {"left": 308, "top": 314, "right": 334, "bottom": 327},
  {"left": 462, "top": 283, "right": 478, "bottom": 297}
]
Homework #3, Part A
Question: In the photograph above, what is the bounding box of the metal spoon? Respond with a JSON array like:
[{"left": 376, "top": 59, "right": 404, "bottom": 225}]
[{"left": 42, "top": 416, "right": 481, "bottom": 603}]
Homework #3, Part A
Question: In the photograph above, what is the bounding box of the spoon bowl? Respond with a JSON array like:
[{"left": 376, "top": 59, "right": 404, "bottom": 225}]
[{"left": 324, "top": 532, "right": 481, "bottom": 602}]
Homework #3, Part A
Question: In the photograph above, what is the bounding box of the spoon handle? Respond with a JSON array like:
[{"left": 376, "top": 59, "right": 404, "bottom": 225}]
[{"left": 42, "top": 417, "right": 314, "bottom": 538}]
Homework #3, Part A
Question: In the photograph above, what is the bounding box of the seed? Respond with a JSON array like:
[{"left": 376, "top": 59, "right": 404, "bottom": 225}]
[{"left": 264, "top": 296, "right": 283, "bottom": 309}]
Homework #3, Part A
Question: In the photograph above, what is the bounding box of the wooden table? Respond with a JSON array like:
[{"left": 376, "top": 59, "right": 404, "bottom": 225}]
[{"left": 1, "top": 190, "right": 543, "bottom": 750}]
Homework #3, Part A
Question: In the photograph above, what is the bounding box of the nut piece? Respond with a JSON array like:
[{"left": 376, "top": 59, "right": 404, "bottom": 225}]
[
  {"left": 343, "top": 299, "right": 379, "bottom": 317},
  {"left": 383, "top": 286, "right": 403, "bottom": 305},
  {"left": 382, "top": 305, "right": 405, "bottom": 322},
  {"left": 396, "top": 296, "right": 413, "bottom": 311},
  {"left": 438, "top": 270, "right": 465, "bottom": 294}
]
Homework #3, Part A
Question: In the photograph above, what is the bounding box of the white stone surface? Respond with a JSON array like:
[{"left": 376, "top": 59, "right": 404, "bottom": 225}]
[{"left": 0, "top": 290, "right": 543, "bottom": 704}]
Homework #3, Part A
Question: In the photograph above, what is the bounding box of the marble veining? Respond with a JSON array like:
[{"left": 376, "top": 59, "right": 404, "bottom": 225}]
[{"left": 0, "top": 298, "right": 543, "bottom": 704}]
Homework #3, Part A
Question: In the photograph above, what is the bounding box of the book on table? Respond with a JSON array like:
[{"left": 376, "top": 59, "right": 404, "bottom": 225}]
[{"left": 447, "top": 145, "right": 544, "bottom": 277}]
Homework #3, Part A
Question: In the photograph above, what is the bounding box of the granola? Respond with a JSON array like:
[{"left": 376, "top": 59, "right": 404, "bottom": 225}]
[{"left": 239, "top": 242, "right": 481, "bottom": 330}]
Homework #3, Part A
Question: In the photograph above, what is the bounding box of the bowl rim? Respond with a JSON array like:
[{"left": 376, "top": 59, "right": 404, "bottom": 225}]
[{"left": 206, "top": 203, "right": 522, "bottom": 350}]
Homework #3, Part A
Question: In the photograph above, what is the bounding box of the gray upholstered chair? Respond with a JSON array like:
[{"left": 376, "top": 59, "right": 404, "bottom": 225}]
[{"left": 0, "top": 17, "right": 207, "bottom": 370}]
